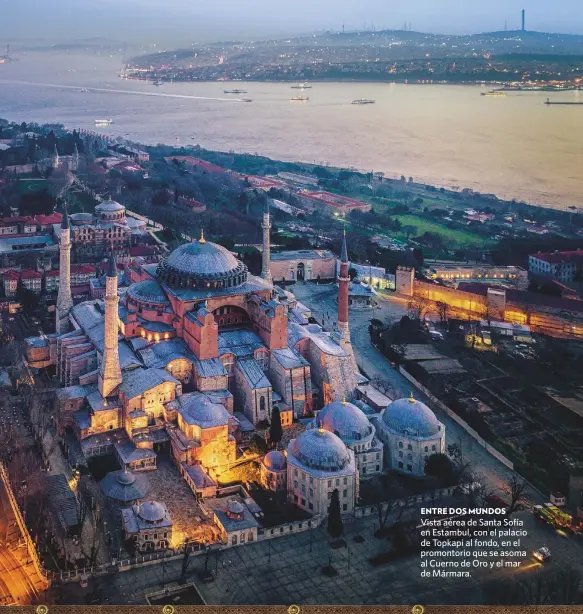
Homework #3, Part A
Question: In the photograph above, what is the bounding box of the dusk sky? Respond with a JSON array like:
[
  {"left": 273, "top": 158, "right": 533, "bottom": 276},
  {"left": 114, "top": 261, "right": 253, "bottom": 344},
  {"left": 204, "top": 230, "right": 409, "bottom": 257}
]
[{"left": 0, "top": 0, "right": 581, "bottom": 43}]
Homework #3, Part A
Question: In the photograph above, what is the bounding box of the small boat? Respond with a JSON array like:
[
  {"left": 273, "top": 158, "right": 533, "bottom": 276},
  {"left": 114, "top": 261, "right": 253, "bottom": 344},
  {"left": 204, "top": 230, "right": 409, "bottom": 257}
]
[
  {"left": 291, "top": 83, "right": 312, "bottom": 89},
  {"left": 95, "top": 119, "right": 113, "bottom": 126},
  {"left": 481, "top": 90, "right": 506, "bottom": 97},
  {"left": 352, "top": 99, "right": 375, "bottom": 105},
  {"left": 241, "top": 98, "right": 253, "bottom": 103},
  {"left": 224, "top": 89, "right": 247, "bottom": 94},
  {"left": 290, "top": 96, "right": 309, "bottom": 101},
  {"left": 153, "top": 80, "right": 163, "bottom": 86}
]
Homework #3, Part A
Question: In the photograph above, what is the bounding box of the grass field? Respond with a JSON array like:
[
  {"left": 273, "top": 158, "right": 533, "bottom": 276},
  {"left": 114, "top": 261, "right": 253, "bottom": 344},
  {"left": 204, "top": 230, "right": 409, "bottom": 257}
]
[{"left": 393, "top": 214, "right": 490, "bottom": 246}]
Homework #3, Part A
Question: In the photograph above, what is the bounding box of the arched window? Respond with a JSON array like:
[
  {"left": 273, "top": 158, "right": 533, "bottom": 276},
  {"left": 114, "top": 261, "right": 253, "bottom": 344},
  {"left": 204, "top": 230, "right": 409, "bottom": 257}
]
[
  {"left": 231, "top": 534, "right": 237, "bottom": 545},
  {"left": 260, "top": 396, "right": 266, "bottom": 412}
]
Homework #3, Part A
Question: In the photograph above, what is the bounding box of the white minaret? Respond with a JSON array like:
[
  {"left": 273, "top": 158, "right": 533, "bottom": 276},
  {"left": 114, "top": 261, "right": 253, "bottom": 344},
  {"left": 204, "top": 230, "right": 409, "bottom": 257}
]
[
  {"left": 71, "top": 143, "right": 79, "bottom": 172},
  {"left": 98, "top": 253, "right": 122, "bottom": 398},
  {"left": 55, "top": 209, "right": 73, "bottom": 334},
  {"left": 261, "top": 198, "right": 272, "bottom": 283},
  {"left": 52, "top": 145, "right": 60, "bottom": 169}
]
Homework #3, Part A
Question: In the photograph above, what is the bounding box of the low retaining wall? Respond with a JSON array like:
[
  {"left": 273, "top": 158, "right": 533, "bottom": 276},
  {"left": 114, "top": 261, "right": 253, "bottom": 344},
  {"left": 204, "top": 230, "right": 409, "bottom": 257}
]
[{"left": 399, "top": 366, "right": 514, "bottom": 471}]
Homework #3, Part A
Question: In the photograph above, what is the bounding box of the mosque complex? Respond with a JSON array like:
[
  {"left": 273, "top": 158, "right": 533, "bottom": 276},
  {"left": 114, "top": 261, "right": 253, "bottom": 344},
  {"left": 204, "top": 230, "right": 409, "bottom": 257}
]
[{"left": 25, "top": 200, "right": 446, "bottom": 550}]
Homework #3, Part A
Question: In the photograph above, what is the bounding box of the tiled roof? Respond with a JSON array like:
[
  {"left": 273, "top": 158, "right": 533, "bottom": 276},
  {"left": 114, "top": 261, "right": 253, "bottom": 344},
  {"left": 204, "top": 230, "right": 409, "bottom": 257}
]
[
  {"left": 236, "top": 358, "right": 271, "bottom": 390},
  {"left": 119, "top": 367, "right": 180, "bottom": 399}
]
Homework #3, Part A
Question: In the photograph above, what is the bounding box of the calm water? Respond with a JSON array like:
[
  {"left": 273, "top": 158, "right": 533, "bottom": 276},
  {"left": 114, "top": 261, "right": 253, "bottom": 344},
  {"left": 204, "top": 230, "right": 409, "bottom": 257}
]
[{"left": 1, "top": 52, "right": 582, "bottom": 210}]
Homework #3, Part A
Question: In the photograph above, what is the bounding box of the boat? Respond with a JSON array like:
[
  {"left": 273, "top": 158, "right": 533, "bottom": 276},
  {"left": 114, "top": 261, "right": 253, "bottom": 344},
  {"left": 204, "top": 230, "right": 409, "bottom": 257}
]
[
  {"left": 290, "top": 96, "right": 309, "bottom": 101},
  {"left": 95, "top": 119, "right": 113, "bottom": 126},
  {"left": 241, "top": 98, "right": 253, "bottom": 103},
  {"left": 352, "top": 99, "right": 375, "bottom": 105},
  {"left": 224, "top": 89, "right": 247, "bottom": 94},
  {"left": 545, "top": 97, "right": 583, "bottom": 105},
  {"left": 153, "top": 80, "right": 163, "bottom": 86},
  {"left": 481, "top": 90, "right": 506, "bottom": 97},
  {"left": 291, "top": 83, "right": 312, "bottom": 89}
]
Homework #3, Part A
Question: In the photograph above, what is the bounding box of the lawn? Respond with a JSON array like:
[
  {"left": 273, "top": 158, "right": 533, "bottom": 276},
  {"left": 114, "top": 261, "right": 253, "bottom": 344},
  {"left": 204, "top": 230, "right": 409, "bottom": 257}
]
[{"left": 392, "top": 214, "right": 490, "bottom": 246}]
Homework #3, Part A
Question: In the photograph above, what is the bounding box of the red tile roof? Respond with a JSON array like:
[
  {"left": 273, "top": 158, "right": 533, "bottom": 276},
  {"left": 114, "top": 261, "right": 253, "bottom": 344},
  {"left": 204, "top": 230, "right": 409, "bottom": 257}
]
[
  {"left": 71, "top": 264, "right": 97, "bottom": 274},
  {"left": 20, "top": 269, "right": 42, "bottom": 280},
  {"left": 3, "top": 270, "right": 19, "bottom": 281},
  {"left": 35, "top": 213, "right": 63, "bottom": 225},
  {"left": 45, "top": 270, "right": 60, "bottom": 277},
  {"left": 530, "top": 250, "right": 583, "bottom": 264}
]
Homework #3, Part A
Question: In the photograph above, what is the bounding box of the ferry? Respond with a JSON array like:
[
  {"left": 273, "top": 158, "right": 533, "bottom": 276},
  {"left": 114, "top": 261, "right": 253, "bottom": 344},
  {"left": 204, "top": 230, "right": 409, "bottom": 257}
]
[
  {"left": 224, "top": 89, "right": 247, "bottom": 94},
  {"left": 481, "top": 90, "right": 506, "bottom": 97},
  {"left": 95, "top": 119, "right": 113, "bottom": 126},
  {"left": 290, "top": 96, "right": 309, "bottom": 101},
  {"left": 352, "top": 99, "right": 375, "bottom": 105},
  {"left": 291, "top": 83, "right": 312, "bottom": 89}
]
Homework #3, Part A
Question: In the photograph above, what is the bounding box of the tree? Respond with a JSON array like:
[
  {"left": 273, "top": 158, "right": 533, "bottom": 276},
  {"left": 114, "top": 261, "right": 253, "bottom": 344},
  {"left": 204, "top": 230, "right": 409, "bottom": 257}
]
[
  {"left": 424, "top": 453, "right": 455, "bottom": 486},
  {"left": 503, "top": 475, "right": 531, "bottom": 516},
  {"left": 436, "top": 301, "right": 449, "bottom": 323},
  {"left": 327, "top": 489, "right": 343, "bottom": 539},
  {"left": 269, "top": 407, "right": 283, "bottom": 449},
  {"left": 407, "top": 296, "right": 432, "bottom": 321},
  {"left": 402, "top": 225, "right": 418, "bottom": 240}
]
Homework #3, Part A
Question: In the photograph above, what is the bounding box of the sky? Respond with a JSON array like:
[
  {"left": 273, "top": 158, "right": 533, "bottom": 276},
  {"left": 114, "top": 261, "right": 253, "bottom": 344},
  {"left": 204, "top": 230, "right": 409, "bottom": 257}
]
[{"left": 0, "top": 0, "right": 580, "bottom": 44}]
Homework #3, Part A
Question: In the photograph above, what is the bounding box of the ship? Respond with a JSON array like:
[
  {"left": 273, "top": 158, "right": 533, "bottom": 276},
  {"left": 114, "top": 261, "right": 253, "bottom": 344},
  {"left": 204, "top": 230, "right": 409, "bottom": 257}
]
[
  {"left": 241, "top": 98, "right": 253, "bottom": 103},
  {"left": 290, "top": 96, "right": 309, "bottom": 101},
  {"left": 481, "top": 90, "right": 506, "bottom": 97},
  {"left": 545, "top": 98, "right": 583, "bottom": 105},
  {"left": 291, "top": 83, "right": 312, "bottom": 89},
  {"left": 352, "top": 99, "right": 375, "bottom": 105},
  {"left": 224, "top": 89, "right": 247, "bottom": 94},
  {"left": 153, "top": 80, "right": 163, "bottom": 86},
  {"left": 95, "top": 119, "right": 113, "bottom": 126}
]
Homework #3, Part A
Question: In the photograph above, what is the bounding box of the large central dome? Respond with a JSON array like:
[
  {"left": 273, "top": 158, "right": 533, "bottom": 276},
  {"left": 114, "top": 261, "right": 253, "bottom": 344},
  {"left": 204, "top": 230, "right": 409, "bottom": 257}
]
[{"left": 157, "top": 232, "right": 248, "bottom": 289}]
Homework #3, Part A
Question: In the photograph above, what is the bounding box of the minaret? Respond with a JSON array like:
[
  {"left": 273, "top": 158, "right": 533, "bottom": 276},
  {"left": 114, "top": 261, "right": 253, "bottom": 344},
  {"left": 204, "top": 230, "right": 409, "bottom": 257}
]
[
  {"left": 261, "top": 198, "right": 272, "bottom": 283},
  {"left": 98, "top": 252, "right": 122, "bottom": 399},
  {"left": 55, "top": 209, "right": 73, "bottom": 334},
  {"left": 71, "top": 143, "right": 79, "bottom": 172},
  {"left": 52, "top": 145, "right": 60, "bottom": 169},
  {"left": 337, "top": 230, "right": 356, "bottom": 366}
]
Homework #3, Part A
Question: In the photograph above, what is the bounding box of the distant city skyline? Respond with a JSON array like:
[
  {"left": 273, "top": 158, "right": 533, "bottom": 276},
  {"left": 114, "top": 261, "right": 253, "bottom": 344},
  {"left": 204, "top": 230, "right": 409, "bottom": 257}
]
[{"left": 0, "top": 0, "right": 582, "bottom": 45}]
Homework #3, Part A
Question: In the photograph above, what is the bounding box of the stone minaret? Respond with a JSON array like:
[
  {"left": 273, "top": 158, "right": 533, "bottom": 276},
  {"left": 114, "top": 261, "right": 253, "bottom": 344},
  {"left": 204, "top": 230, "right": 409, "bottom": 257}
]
[
  {"left": 55, "top": 209, "right": 73, "bottom": 334},
  {"left": 52, "top": 145, "right": 60, "bottom": 169},
  {"left": 71, "top": 143, "right": 79, "bottom": 172},
  {"left": 337, "top": 230, "right": 357, "bottom": 366},
  {"left": 98, "top": 253, "right": 122, "bottom": 399},
  {"left": 261, "top": 198, "right": 272, "bottom": 283}
]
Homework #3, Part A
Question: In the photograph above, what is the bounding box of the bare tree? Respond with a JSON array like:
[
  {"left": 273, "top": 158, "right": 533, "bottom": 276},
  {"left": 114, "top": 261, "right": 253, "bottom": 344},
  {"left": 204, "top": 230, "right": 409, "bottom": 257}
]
[
  {"left": 436, "top": 301, "right": 449, "bottom": 323},
  {"left": 407, "top": 296, "right": 432, "bottom": 321},
  {"left": 503, "top": 475, "right": 531, "bottom": 516}
]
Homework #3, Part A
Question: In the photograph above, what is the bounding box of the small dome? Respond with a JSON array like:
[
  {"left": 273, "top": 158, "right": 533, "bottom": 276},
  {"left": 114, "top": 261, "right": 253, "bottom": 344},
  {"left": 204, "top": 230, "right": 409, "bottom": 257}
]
[
  {"left": 263, "top": 450, "right": 287, "bottom": 471},
  {"left": 381, "top": 395, "right": 441, "bottom": 438},
  {"left": 318, "top": 400, "right": 373, "bottom": 443},
  {"left": 290, "top": 429, "right": 351, "bottom": 472},
  {"left": 96, "top": 199, "right": 125, "bottom": 213},
  {"left": 117, "top": 471, "right": 136, "bottom": 486},
  {"left": 127, "top": 280, "right": 169, "bottom": 305},
  {"left": 138, "top": 501, "right": 166, "bottom": 522},
  {"left": 179, "top": 394, "right": 230, "bottom": 428},
  {"left": 227, "top": 500, "right": 245, "bottom": 515}
]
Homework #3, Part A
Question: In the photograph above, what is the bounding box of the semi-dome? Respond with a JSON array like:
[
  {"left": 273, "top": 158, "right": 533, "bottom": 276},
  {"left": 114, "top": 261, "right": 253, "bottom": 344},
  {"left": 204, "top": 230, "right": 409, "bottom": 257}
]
[
  {"left": 138, "top": 501, "right": 166, "bottom": 523},
  {"left": 290, "top": 429, "right": 351, "bottom": 472},
  {"left": 263, "top": 450, "right": 287, "bottom": 471},
  {"left": 156, "top": 232, "right": 248, "bottom": 289},
  {"left": 318, "top": 400, "right": 373, "bottom": 443},
  {"left": 127, "top": 279, "right": 169, "bottom": 306},
  {"left": 381, "top": 394, "right": 441, "bottom": 439}
]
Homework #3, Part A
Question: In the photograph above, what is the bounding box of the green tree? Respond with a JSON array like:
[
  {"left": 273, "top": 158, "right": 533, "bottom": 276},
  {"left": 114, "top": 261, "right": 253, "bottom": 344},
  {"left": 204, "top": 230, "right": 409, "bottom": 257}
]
[
  {"left": 327, "top": 489, "right": 343, "bottom": 539},
  {"left": 269, "top": 407, "right": 283, "bottom": 448}
]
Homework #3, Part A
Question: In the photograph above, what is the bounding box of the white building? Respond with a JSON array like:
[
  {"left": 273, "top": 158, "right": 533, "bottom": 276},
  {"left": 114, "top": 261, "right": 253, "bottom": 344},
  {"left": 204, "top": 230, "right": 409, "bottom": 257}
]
[
  {"left": 373, "top": 394, "right": 445, "bottom": 477},
  {"left": 286, "top": 428, "right": 358, "bottom": 515},
  {"left": 310, "top": 399, "right": 383, "bottom": 477}
]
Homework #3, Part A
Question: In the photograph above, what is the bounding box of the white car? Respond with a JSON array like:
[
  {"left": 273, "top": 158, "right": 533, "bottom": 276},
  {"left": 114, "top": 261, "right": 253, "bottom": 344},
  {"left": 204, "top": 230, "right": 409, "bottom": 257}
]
[{"left": 533, "top": 547, "right": 551, "bottom": 562}]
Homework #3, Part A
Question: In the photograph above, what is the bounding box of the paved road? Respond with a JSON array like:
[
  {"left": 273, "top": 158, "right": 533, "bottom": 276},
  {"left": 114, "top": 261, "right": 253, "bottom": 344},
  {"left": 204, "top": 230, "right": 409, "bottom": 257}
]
[{"left": 290, "top": 283, "right": 538, "bottom": 500}]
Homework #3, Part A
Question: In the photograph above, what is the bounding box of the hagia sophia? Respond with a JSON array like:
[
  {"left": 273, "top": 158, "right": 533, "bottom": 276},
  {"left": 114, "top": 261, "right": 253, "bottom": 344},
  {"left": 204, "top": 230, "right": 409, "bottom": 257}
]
[{"left": 25, "top": 199, "right": 446, "bottom": 548}]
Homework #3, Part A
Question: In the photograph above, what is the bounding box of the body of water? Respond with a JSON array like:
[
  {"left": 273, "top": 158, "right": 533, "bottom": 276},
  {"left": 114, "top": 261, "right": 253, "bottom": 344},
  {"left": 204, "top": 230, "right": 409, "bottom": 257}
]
[{"left": 0, "top": 52, "right": 582, "bottom": 210}]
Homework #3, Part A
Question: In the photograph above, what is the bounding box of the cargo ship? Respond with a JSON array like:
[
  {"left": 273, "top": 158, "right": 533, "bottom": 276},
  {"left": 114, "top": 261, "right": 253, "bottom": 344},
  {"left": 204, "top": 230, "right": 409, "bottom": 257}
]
[{"left": 481, "top": 90, "right": 506, "bottom": 97}]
